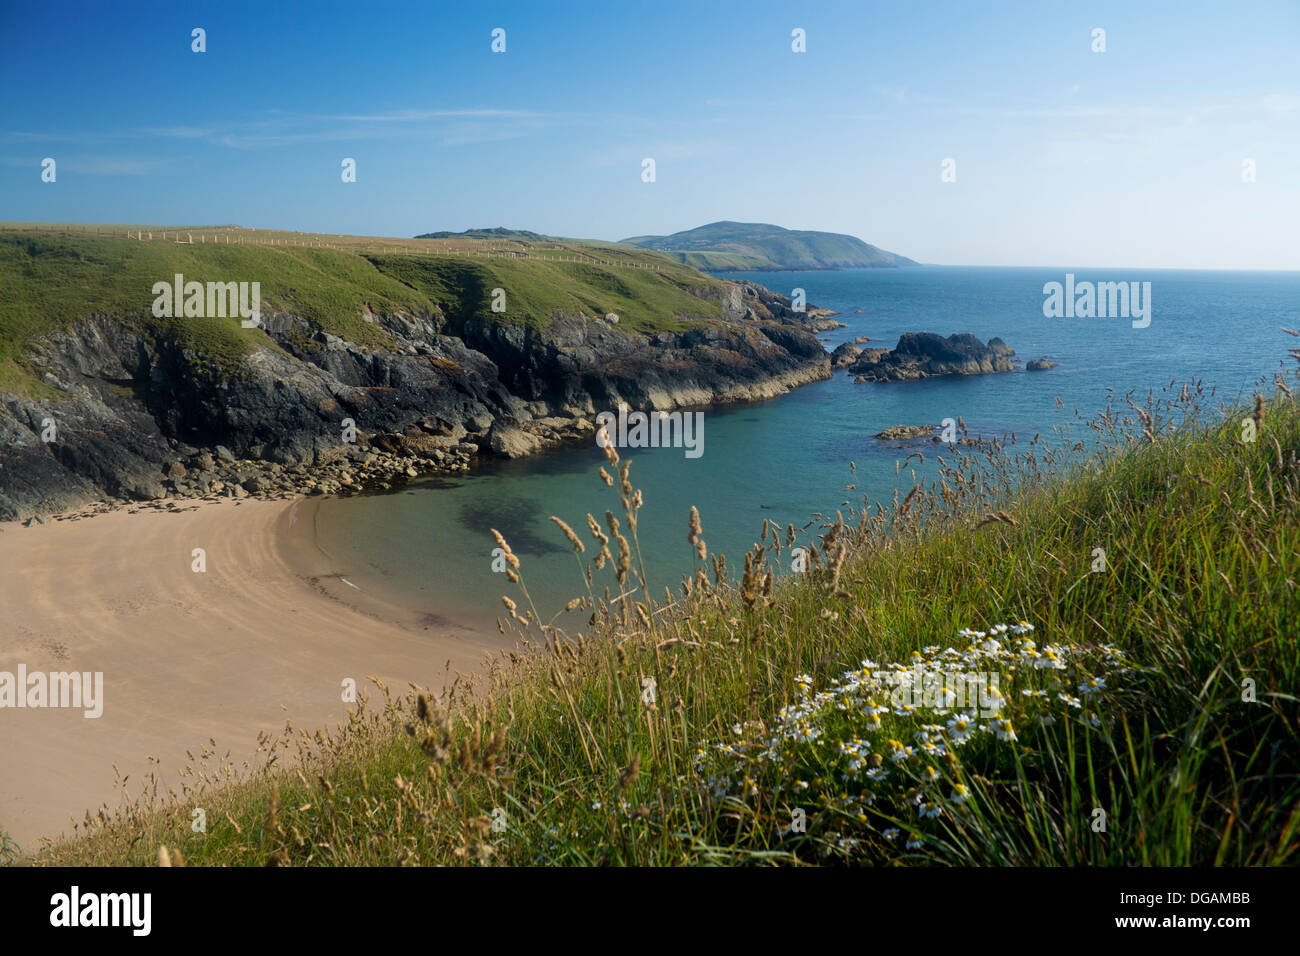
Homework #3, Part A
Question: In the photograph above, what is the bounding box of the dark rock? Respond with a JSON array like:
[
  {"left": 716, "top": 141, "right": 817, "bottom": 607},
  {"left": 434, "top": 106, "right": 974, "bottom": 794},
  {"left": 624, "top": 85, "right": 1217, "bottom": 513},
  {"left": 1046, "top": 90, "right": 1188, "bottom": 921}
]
[
  {"left": 874, "top": 424, "right": 937, "bottom": 441},
  {"left": 849, "top": 332, "right": 1017, "bottom": 382},
  {"left": 370, "top": 433, "right": 408, "bottom": 455},
  {"left": 1026, "top": 358, "right": 1059, "bottom": 371},
  {"left": 830, "top": 342, "right": 863, "bottom": 368}
]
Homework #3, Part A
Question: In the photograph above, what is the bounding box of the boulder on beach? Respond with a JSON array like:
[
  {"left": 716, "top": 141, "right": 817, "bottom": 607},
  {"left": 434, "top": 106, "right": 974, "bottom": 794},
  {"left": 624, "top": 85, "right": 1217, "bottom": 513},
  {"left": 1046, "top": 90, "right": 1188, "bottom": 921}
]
[{"left": 487, "top": 423, "right": 541, "bottom": 459}]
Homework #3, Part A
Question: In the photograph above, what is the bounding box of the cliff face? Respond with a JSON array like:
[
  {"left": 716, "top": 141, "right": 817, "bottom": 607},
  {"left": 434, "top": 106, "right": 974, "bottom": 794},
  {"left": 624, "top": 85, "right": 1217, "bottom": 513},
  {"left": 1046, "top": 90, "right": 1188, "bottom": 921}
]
[{"left": 0, "top": 283, "right": 830, "bottom": 520}]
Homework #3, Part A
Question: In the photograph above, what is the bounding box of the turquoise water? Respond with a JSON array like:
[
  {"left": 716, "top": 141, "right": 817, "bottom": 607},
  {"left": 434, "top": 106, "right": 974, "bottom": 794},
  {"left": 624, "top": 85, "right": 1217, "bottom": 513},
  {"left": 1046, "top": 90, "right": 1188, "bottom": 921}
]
[{"left": 312, "top": 266, "right": 1299, "bottom": 632}]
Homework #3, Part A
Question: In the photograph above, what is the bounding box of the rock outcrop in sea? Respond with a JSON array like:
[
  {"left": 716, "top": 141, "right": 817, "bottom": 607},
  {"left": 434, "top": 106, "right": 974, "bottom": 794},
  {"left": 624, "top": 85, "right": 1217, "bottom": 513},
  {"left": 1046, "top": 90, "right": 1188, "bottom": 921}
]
[
  {"left": 848, "top": 332, "right": 1018, "bottom": 382},
  {"left": 873, "top": 424, "right": 937, "bottom": 441}
]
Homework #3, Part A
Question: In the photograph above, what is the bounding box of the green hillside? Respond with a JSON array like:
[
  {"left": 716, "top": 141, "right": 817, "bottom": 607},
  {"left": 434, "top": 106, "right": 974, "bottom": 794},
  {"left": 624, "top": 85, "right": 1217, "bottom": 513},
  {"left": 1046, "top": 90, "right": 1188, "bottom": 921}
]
[
  {"left": 0, "top": 225, "right": 728, "bottom": 395},
  {"left": 621, "top": 221, "right": 919, "bottom": 271}
]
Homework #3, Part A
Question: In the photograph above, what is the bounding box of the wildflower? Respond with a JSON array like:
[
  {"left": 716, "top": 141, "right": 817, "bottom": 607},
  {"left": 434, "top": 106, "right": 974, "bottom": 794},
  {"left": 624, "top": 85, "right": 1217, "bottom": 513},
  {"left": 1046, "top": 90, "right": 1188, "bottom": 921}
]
[
  {"left": 1058, "top": 693, "right": 1082, "bottom": 709},
  {"left": 882, "top": 828, "right": 900, "bottom": 842},
  {"left": 950, "top": 783, "right": 970, "bottom": 804},
  {"left": 947, "top": 713, "right": 976, "bottom": 745},
  {"left": 1079, "top": 677, "right": 1105, "bottom": 695}
]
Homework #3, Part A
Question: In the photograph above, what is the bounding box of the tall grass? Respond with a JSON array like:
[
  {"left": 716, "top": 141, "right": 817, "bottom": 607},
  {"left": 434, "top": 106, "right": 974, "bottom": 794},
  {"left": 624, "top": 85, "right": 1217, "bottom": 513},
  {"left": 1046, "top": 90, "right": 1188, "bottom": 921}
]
[{"left": 26, "top": 357, "right": 1300, "bottom": 867}]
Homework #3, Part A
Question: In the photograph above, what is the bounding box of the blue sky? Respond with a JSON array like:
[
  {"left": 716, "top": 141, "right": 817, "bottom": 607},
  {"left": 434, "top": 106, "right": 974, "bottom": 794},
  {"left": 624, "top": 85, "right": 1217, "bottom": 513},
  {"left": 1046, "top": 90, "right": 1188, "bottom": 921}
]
[{"left": 2, "top": 0, "right": 1297, "bottom": 268}]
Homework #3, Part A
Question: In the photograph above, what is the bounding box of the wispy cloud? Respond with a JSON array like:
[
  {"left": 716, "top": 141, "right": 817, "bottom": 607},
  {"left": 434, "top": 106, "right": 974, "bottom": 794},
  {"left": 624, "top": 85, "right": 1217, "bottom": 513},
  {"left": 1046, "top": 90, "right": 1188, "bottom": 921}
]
[
  {"left": 585, "top": 138, "right": 721, "bottom": 169},
  {"left": 0, "top": 154, "right": 165, "bottom": 175},
  {"left": 318, "top": 109, "right": 538, "bottom": 122},
  {"left": 7, "top": 107, "right": 555, "bottom": 152}
]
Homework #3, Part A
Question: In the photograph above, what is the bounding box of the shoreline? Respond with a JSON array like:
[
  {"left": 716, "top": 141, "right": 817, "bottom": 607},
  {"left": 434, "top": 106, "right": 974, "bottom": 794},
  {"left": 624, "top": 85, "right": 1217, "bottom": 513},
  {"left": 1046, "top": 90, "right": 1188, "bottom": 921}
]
[{"left": 0, "top": 494, "right": 512, "bottom": 852}]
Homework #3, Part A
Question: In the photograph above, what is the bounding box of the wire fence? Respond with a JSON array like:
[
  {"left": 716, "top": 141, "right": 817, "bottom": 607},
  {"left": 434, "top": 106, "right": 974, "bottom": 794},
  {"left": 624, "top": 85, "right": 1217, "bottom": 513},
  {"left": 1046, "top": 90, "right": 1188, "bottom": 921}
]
[{"left": 0, "top": 222, "right": 668, "bottom": 272}]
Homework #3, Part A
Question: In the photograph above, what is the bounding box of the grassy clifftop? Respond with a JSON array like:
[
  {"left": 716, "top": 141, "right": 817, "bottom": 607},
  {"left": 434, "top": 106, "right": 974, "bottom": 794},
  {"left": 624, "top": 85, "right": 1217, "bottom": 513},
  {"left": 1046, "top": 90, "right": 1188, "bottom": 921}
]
[
  {"left": 0, "top": 225, "right": 727, "bottom": 395},
  {"left": 28, "top": 374, "right": 1300, "bottom": 867}
]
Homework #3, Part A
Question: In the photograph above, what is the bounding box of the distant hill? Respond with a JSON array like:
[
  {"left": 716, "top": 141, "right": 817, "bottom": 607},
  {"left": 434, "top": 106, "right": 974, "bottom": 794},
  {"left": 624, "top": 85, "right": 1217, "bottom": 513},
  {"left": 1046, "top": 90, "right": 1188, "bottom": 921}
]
[
  {"left": 416, "top": 227, "right": 554, "bottom": 242},
  {"left": 620, "top": 221, "right": 918, "bottom": 272}
]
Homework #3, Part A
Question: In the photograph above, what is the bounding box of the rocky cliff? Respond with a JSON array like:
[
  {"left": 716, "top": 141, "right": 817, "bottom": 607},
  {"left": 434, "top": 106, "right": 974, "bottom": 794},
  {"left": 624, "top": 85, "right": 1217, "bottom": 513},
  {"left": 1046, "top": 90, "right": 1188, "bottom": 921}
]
[{"left": 0, "top": 281, "right": 831, "bottom": 520}]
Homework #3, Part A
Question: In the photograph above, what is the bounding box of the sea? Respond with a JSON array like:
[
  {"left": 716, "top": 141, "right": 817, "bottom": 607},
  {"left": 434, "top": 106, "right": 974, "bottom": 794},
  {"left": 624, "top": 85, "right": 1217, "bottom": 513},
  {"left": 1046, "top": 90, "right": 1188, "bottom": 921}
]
[{"left": 308, "top": 266, "right": 1300, "bottom": 634}]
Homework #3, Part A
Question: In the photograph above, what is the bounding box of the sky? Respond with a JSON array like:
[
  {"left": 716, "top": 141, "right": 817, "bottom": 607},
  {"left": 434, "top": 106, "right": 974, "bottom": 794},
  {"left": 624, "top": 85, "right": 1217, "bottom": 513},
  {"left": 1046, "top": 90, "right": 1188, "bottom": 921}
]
[{"left": 1, "top": 0, "right": 1297, "bottom": 269}]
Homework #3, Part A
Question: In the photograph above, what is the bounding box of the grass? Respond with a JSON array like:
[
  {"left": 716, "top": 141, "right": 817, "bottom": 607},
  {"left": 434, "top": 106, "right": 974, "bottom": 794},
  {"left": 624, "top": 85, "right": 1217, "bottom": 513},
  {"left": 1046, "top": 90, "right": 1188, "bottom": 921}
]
[
  {"left": 0, "top": 224, "right": 727, "bottom": 395},
  {"left": 360, "top": 253, "right": 717, "bottom": 336},
  {"left": 25, "top": 352, "right": 1300, "bottom": 867}
]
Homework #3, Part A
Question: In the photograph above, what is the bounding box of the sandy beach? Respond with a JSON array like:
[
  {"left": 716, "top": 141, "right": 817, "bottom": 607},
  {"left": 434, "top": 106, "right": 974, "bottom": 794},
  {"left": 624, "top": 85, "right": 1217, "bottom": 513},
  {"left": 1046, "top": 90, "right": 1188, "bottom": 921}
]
[{"left": 0, "top": 496, "right": 511, "bottom": 853}]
